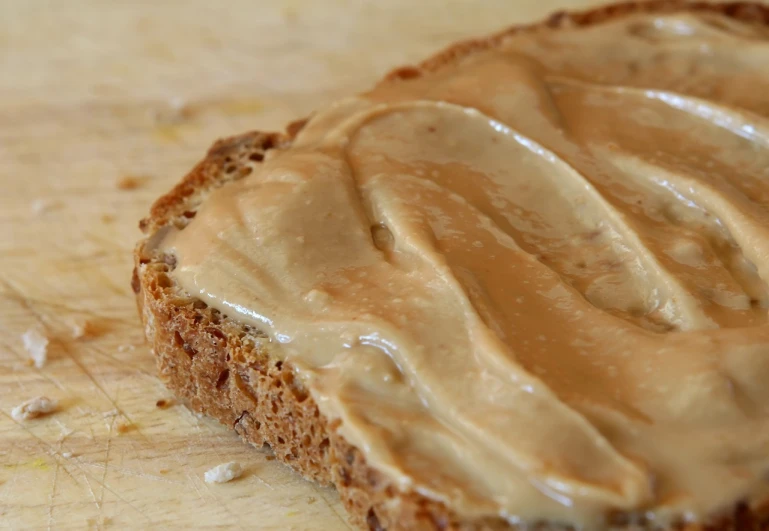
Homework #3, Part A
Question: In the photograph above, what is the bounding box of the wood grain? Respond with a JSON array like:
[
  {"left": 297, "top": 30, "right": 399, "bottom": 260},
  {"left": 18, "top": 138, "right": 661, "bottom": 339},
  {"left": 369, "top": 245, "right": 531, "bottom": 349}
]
[{"left": 0, "top": 0, "right": 638, "bottom": 528}]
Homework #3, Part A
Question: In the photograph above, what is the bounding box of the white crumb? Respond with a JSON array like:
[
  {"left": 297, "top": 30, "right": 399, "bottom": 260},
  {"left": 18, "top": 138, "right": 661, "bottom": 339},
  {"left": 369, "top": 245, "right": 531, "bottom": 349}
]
[
  {"left": 61, "top": 452, "right": 73, "bottom": 458},
  {"left": 11, "top": 396, "right": 58, "bottom": 421},
  {"left": 22, "top": 328, "right": 49, "bottom": 368},
  {"left": 204, "top": 462, "right": 243, "bottom": 484},
  {"left": 102, "top": 408, "right": 119, "bottom": 418},
  {"left": 153, "top": 96, "right": 190, "bottom": 125},
  {"left": 69, "top": 318, "right": 94, "bottom": 339},
  {"left": 117, "top": 344, "right": 135, "bottom": 353},
  {"left": 30, "top": 198, "right": 59, "bottom": 215},
  {"left": 169, "top": 96, "right": 186, "bottom": 112}
]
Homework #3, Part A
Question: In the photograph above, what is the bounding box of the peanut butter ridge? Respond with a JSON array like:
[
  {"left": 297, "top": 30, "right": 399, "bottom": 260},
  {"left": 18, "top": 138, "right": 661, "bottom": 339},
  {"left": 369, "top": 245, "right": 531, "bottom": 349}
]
[{"left": 161, "top": 11, "right": 769, "bottom": 529}]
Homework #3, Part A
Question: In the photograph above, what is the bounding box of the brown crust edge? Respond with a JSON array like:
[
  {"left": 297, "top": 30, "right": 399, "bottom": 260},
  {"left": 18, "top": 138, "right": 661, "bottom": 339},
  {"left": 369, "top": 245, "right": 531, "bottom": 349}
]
[{"left": 133, "top": 3, "right": 769, "bottom": 530}]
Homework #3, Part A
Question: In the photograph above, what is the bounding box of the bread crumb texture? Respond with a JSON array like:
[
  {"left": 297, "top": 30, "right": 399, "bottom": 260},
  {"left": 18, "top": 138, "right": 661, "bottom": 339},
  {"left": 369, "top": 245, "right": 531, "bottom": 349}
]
[
  {"left": 204, "top": 462, "right": 243, "bottom": 484},
  {"left": 12, "top": 396, "right": 58, "bottom": 421},
  {"left": 22, "top": 328, "right": 49, "bottom": 368}
]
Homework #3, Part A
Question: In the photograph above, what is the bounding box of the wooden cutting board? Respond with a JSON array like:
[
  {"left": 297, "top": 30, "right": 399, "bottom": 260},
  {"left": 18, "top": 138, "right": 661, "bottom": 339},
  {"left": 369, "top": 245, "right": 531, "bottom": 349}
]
[{"left": 0, "top": 0, "right": 642, "bottom": 528}]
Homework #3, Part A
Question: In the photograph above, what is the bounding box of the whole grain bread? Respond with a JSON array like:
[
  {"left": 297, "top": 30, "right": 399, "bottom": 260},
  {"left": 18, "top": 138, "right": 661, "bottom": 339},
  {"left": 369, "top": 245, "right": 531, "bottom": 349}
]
[{"left": 133, "top": 2, "right": 769, "bottom": 529}]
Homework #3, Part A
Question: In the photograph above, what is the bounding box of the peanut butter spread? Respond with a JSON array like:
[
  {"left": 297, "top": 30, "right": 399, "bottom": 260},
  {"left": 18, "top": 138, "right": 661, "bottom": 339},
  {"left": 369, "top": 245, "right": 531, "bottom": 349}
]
[{"left": 160, "top": 11, "right": 769, "bottom": 529}]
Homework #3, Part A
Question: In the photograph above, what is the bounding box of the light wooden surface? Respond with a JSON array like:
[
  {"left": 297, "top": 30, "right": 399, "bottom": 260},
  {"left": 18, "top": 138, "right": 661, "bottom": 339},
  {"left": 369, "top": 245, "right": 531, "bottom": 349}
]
[{"left": 0, "top": 1, "right": 608, "bottom": 528}]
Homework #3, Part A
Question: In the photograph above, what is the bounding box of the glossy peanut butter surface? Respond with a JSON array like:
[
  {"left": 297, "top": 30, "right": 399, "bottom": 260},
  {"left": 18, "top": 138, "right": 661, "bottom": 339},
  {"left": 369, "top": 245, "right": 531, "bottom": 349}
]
[{"left": 161, "top": 11, "right": 769, "bottom": 528}]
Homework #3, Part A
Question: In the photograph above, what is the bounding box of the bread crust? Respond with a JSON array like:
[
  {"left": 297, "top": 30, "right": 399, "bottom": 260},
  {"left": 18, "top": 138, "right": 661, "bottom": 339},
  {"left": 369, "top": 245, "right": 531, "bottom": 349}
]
[{"left": 133, "top": 2, "right": 769, "bottom": 529}]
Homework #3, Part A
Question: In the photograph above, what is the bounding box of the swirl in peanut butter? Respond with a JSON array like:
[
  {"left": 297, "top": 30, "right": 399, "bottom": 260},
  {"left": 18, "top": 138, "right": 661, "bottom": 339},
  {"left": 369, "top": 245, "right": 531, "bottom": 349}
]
[{"left": 161, "top": 12, "right": 769, "bottom": 529}]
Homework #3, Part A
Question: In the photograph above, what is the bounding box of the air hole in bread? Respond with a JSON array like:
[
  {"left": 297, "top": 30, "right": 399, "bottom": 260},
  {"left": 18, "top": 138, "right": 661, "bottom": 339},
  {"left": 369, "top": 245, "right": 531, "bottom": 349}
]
[
  {"left": 249, "top": 152, "right": 264, "bottom": 162},
  {"left": 206, "top": 327, "right": 226, "bottom": 342},
  {"left": 283, "top": 372, "right": 309, "bottom": 402},
  {"left": 339, "top": 468, "right": 351, "bottom": 487},
  {"left": 366, "top": 508, "right": 384, "bottom": 531},
  {"left": 215, "top": 369, "right": 230, "bottom": 389},
  {"left": 131, "top": 268, "right": 141, "bottom": 293},
  {"left": 293, "top": 387, "right": 308, "bottom": 403},
  {"left": 156, "top": 273, "right": 172, "bottom": 289},
  {"left": 181, "top": 340, "right": 198, "bottom": 359},
  {"left": 391, "top": 66, "right": 421, "bottom": 80},
  {"left": 236, "top": 166, "right": 253, "bottom": 179}
]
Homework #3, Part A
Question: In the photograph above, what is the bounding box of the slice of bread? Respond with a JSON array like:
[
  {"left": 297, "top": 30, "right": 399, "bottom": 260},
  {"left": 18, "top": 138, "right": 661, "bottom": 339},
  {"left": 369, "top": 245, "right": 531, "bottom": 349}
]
[{"left": 133, "top": 2, "right": 769, "bottom": 529}]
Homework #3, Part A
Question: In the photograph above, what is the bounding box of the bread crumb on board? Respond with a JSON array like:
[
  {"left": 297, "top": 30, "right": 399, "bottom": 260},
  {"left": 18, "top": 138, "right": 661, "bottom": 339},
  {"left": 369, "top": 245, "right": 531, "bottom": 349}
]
[
  {"left": 153, "top": 97, "right": 191, "bottom": 125},
  {"left": 69, "top": 318, "right": 95, "bottom": 339},
  {"left": 12, "top": 396, "right": 58, "bottom": 421},
  {"left": 22, "top": 328, "right": 49, "bottom": 368},
  {"left": 116, "top": 175, "right": 145, "bottom": 190},
  {"left": 204, "top": 462, "right": 243, "bottom": 484},
  {"left": 115, "top": 418, "right": 133, "bottom": 434},
  {"left": 155, "top": 398, "right": 174, "bottom": 409},
  {"left": 30, "top": 198, "right": 59, "bottom": 215}
]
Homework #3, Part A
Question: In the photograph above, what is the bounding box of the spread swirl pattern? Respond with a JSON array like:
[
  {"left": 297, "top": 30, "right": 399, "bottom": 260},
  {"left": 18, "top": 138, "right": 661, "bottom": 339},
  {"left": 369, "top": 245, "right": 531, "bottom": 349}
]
[{"left": 162, "top": 12, "right": 769, "bottom": 528}]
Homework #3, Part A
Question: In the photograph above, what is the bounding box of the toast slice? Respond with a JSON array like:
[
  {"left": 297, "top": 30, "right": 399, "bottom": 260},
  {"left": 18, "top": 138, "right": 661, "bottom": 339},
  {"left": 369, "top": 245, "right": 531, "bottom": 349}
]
[{"left": 133, "top": 2, "right": 769, "bottom": 529}]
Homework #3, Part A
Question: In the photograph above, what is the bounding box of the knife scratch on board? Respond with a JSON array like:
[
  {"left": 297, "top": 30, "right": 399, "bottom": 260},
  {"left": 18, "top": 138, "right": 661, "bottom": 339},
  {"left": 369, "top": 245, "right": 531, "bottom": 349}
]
[
  {"left": 98, "top": 416, "right": 116, "bottom": 515},
  {"left": 315, "top": 485, "right": 354, "bottom": 531},
  {"left": 57, "top": 338, "right": 138, "bottom": 429},
  {"left": 47, "top": 454, "right": 61, "bottom": 529}
]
